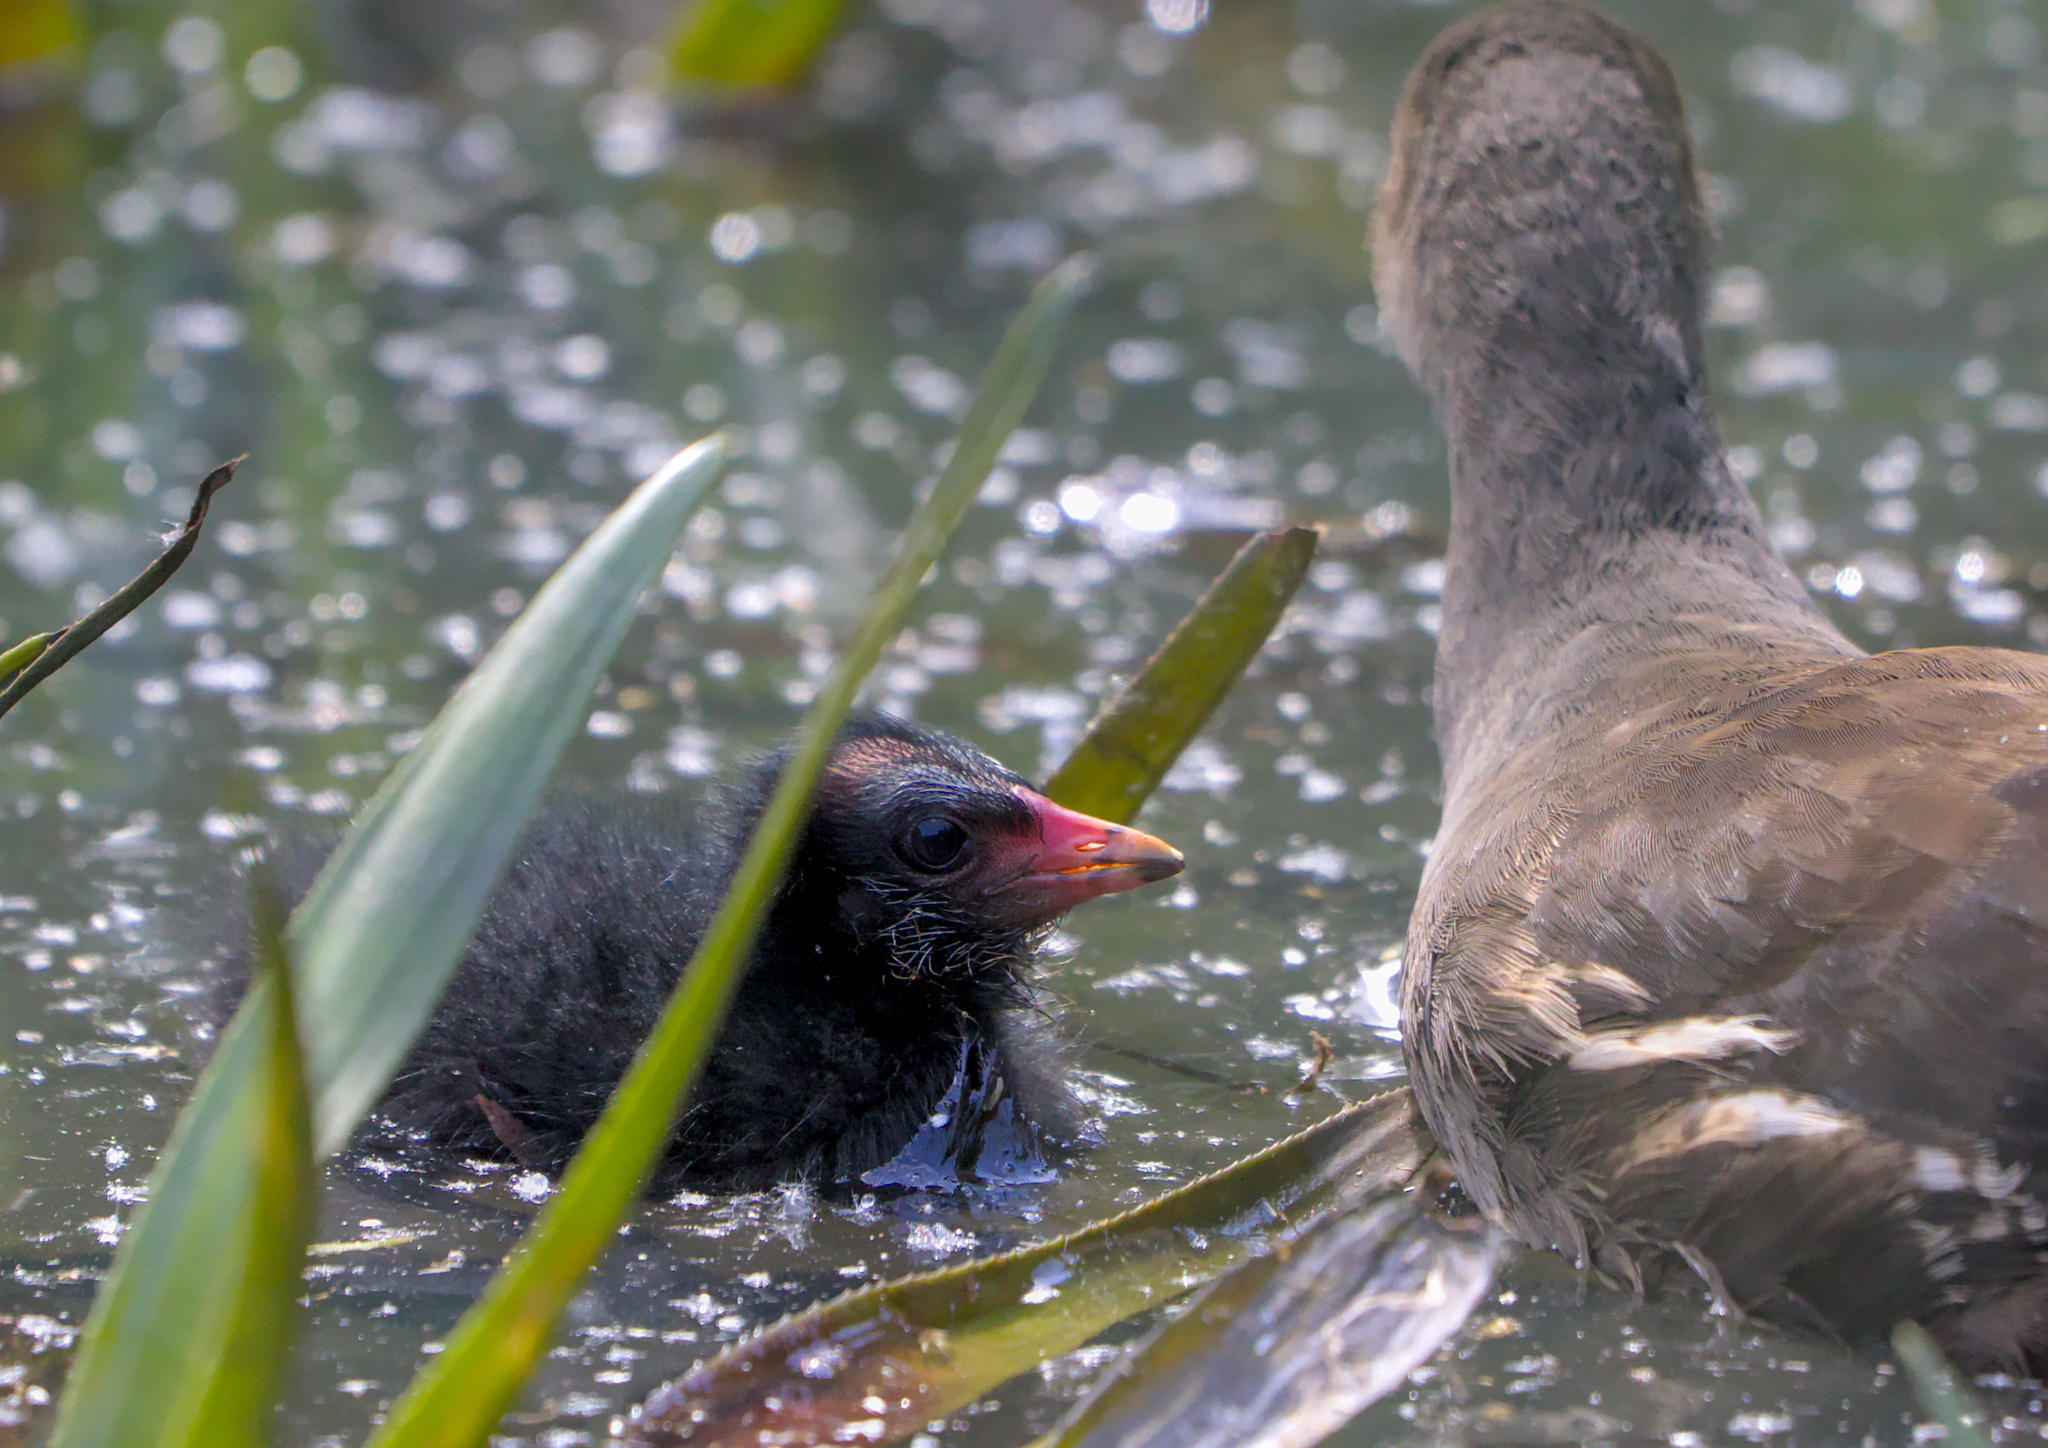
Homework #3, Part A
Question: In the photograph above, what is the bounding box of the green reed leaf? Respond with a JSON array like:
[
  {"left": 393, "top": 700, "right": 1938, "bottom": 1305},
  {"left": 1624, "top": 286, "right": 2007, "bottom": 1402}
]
[
  {"left": 616, "top": 1094, "right": 1425, "bottom": 1448},
  {"left": 364, "top": 256, "right": 1090, "bottom": 1448},
  {"left": 46, "top": 436, "right": 727, "bottom": 1448},
  {"left": 1044, "top": 527, "right": 1318, "bottom": 823},
  {"left": 46, "top": 878, "right": 313, "bottom": 1448},
  {"left": 1038, "top": 1192, "right": 1504, "bottom": 1448},
  {"left": 1893, "top": 1321, "right": 1995, "bottom": 1448},
  {"left": 293, "top": 437, "right": 726, "bottom": 1156}
]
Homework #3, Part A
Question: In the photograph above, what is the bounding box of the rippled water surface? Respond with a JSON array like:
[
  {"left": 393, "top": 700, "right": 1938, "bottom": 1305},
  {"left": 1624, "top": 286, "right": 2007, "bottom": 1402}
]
[{"left": 4, "top": 0, "right": 2048, "bottom": 1443}]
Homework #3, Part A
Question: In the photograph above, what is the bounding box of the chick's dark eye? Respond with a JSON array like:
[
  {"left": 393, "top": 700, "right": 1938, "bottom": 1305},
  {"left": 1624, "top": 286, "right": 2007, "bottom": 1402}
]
[{"left": 902, "top": 817, "right": 969, "bottom": 871}]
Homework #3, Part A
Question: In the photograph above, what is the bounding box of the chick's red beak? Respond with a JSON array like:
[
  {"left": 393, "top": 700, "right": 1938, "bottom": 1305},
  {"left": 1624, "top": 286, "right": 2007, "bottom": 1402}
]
[{"left": 991, "top": 787, "right": 1184, "bottom": 924}]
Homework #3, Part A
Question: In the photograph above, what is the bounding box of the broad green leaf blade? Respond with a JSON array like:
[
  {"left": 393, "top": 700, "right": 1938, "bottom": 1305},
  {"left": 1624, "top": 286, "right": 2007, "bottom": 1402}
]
[
  {"left": 48, "top": 880, "right": 314, "bottom": 1448},
  {"left": 1044, "top": 527, "right": 1318, "bottom": 823},
  {"left": 365, "top": 256, "right": 1090, "bottom": 1448},
  {"left": 1893, "top": 1322, "right": 1994, "bottom": 1448},
  {"left": 617, "top": 1092, "right": 1428, "bottom": 1447},
  {"left": 294, "top": 437, "right": 725, "bottom": 1156},
  {"left": 667, "top": 0, "right": 852, "bottom": 87},
  {"left": 1040, "top": 1198, "right": 1506, "bottom": 1448}
]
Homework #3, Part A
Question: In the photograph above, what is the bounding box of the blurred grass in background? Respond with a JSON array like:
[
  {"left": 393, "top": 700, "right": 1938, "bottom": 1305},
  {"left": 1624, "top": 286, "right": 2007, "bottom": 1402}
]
[
  {"left": 667, "top": 0, "right": 851, "bottom": 87},
  {"left": 0, "top": 0, "right": 79, "bottom": 72}
]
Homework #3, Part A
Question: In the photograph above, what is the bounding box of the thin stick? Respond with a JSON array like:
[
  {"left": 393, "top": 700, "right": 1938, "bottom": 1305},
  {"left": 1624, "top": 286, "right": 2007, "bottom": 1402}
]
[{"left": 0, "top": 456, "right": 244, "bottom": 723}]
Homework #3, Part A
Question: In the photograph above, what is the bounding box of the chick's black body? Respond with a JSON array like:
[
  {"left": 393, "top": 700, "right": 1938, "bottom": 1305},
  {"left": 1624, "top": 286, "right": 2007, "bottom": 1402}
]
[
  {"left": 1379, "top": 1, "right": 2048, "bottom": 1369},
  {"left": 266, "top": 715, "right": 1180, "bottom": 1193},
  {"left": 378, "top": 793, "right": 1046, "bottom": 1191}
]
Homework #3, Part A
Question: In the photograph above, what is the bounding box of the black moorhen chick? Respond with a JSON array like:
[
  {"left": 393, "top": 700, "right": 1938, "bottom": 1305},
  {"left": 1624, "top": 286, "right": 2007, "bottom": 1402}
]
[
  {"left": 259, "top": 713, "right": 1182, "bottom": 1193},
  {"left": 1377, "top": 0, "right": 2048, "bottom": 1368}
]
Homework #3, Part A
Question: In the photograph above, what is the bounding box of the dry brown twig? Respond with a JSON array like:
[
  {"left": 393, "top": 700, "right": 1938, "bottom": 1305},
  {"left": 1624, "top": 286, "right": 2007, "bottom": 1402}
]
[{"left": 1288, "top": 1030, "right": 1335, "bottom": 1097}]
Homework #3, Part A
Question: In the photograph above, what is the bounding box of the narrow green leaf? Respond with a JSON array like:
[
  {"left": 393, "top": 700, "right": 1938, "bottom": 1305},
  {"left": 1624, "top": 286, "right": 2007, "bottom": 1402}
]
[
  {"left": 1044, "top": 527, "right": 1318, "bottom": 823},
  {"left": 618, "top": 1094, "right": 1426, "bottom": 1447},
  {"left": 667, "top": 0, "right": 852, "bottom": 87},
  {"left": 366, "top": 257, "right": 1090, "bottom": 1448},
  {"left": 609, "top": 512, "right": 1328, "bottom": 1448},
  {"left": 50, "top": 439, "right": 724, "bottom": 1448},
  {"left": 1893, "top": 1321, "right": 1995, "bottom": 1448},
  {"left": 47, "top": 879, "right": 314, "bottom": 1448},
  {"left": 1039, "top": 1197, "right": 1505, "bottom": 1448},
  {"left": 0, "top": 632, "right": 53, "bottom": 687},
  {"left": 294, "top": 437, "right": 726, "bottom": 1156}
]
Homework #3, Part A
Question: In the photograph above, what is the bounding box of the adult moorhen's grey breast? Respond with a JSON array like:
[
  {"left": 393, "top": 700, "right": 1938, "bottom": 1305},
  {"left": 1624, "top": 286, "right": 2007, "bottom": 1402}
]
[{"left": 1378, "top": 0, "right": 2048, "bottom": 1367}]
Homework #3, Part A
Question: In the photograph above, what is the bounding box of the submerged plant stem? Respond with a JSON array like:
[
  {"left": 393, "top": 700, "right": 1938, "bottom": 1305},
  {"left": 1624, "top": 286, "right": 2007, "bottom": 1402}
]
[
  {"left": 1893, "top": 1321, "right": 1994, "bottom": 1448},
  {"left": 0, "top": 457, "right": 241, "bottom": 723}
]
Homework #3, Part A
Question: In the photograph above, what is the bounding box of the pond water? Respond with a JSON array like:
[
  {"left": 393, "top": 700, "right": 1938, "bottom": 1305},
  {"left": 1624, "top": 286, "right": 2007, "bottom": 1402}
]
[{"left": 2, "top": 0, "right": 2047, "bottom": 1443}]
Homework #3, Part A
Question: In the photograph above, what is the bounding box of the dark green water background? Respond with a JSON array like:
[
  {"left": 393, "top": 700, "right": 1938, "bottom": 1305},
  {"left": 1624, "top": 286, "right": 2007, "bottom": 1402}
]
[{"left": 4, "top": 0, "right": 2047, "bottom": 1442}]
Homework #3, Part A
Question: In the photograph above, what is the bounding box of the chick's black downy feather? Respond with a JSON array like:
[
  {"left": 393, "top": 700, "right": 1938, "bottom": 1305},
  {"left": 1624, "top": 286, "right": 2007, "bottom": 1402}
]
[{"left": 232, "top": 714, "right": 1182, "bottom": 1193}]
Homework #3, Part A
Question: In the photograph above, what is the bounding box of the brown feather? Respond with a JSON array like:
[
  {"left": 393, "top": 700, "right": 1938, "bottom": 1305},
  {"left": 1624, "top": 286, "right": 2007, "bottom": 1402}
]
[{"left": 1383, "top": 1, "right": 2048, "bottom": 1368}]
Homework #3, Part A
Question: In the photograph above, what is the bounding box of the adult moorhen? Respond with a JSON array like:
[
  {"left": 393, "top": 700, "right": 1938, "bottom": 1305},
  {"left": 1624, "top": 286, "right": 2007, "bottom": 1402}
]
[
  {"left": 258, "top": 713, "right": 1182, "bottom": 1193},
  {"left": 1377, "top": 0, "right": 2048, "bottom": 1367}
]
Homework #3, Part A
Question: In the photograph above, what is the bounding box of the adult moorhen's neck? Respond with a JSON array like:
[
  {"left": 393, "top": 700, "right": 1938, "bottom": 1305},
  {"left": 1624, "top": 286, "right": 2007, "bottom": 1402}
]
[{"left": 1373, "top": 4, "right": 1853, "bottom": 787}]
